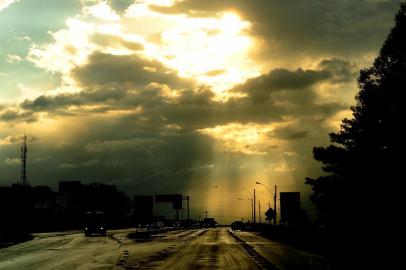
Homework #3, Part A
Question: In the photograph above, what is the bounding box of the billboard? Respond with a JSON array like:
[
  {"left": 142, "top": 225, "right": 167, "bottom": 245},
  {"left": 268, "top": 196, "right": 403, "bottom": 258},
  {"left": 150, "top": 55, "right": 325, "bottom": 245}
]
[
  {"left": 280, "top": 192, "right": 301, "bottom": 223},
  {"left": 155, "top": 194, "right": 182, "bottom": 210},
  {"left": 133, "top": 196, "right": 154, "bottom": 220}
]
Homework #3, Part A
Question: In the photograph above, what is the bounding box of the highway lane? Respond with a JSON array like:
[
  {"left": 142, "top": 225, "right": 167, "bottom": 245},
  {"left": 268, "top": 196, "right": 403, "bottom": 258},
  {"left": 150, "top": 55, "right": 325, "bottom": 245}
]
[
  {"left": 0, "top": 229, "right": 124, "bottom": 270},
  {"left": 0, "top": 227, "right": 332, "bottom": 269},
  {"left": 0, "top": 228, "right": 211, "bottom": 270},
  {"left": 125, "top": 227, "right": 261, "bottom": 269}
]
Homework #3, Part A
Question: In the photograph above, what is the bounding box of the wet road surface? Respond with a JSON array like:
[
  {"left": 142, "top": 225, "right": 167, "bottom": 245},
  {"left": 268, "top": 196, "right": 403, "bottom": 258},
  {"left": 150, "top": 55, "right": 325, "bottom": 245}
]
[
  {"left": 232, "top": 230, "right": 333, "bottom": 270},
  {"left": 127, "top": 228, "right": 260, "bottom": 269},
  {"left": 0, "top": 227, "right": 332, "bottom": 270}
]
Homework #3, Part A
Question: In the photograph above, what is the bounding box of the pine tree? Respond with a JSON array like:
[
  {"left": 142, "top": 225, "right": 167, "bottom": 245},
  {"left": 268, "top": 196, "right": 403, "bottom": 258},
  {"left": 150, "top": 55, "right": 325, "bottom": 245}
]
[{"left": 306, "top": 3, "right": 406, "bottom": 233}]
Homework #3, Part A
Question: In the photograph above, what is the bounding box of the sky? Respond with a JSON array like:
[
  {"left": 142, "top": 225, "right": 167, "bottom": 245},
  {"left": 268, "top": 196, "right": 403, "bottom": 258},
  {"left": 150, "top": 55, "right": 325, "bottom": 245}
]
[{"left": 0, "top": 0, "right": 402, "bottom": 223}]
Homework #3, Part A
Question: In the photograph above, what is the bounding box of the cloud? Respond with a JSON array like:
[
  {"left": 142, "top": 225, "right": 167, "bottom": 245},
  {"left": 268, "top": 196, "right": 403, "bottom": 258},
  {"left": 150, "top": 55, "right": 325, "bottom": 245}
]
[
  {"left": 4, "top": 157, "right": 20, "bottom": 166},
  {"left": 27, "top": 0, "right": 259, "bottom": 95},
  {"left": 84, "top": 138, "right": 167, "bottom": 153},
  {"left": 272, "top": 126, "right": 309, "bottom": 141},
  {"left": 72, "top": 52, "right": 194, "bottom": 89},
  {"left": 4, "top": 57, "right": 349, "bottom": 130},
  {"left": 0, "top": 134, "right": 21, "bottom": 145},
  {"left": 58, "top": 162, "right": 77, "bottom": 169},
  {"left": 317, "top": 58, "right": 358, "bottom": 83},
  {"left": 0, "top": 134, "right": 38, "bottom": 145},
  {"left": 20, "top": 85, "right": 128, "bottom": 112},
  {"left": 0, "top": 110, "right": 37, "bottom": 122},
  {"left": 268, "top": 161, "right": 296, "bottom": 172},
  {"left": 90, "top": 33, "right": 144, "bottom": 51},
  {"left": 0, "top": 0, "right": 18, "bottom": 12},
  {"left": 6, "top": 54, "right": 22, "bottom": 63},
  {"left": 153, "top": 0, "right": 402, "bottom": 61},
  {"left": 231, "top": 67, "right": 332, "bottom": 104},
  {"left": 1, "top": 0, "right": 388, "bottom": 222},
  {"left": 57, "top": 159, "right": 99, "bottom": 169},
  {"left": 110, "top": 0, "right": 134, "bottom": 12}
]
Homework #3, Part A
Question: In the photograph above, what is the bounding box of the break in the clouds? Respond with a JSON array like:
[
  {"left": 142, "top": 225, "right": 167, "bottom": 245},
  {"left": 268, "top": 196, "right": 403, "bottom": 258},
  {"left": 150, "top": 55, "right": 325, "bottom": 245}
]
[
  {"left": 0, "top": 0, "right": 18, "bottom": 12},
  {"left": 0, "top": 0, "right": 402, "bottom": 222},
  {"left": 154, "top": 0, "right": 402, "bottom": 61}
]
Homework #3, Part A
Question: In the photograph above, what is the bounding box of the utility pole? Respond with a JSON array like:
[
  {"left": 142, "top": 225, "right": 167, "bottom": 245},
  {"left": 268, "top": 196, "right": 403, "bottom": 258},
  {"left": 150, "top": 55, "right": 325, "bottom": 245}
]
[
  {"left": 273, "top": 185, "right": 277, "bottom": 225},
  {"left": 253, "top": 188, "right": 256, "bottom": 224},
  {"left": 259, "top": 201, "right": 261, "bottom": 223},
  {"left": 250, "top": 198, "right": 253, "bottom": 222}
]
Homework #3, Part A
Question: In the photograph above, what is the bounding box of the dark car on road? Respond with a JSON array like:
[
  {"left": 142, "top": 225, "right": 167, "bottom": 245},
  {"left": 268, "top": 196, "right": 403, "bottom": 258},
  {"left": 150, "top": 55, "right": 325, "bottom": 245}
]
[
  {"left": 84, "top": 211, "right": 106, "bottom": 236},
  {"left": 230, "top": 221, "right": 245, "bottom": 231}
]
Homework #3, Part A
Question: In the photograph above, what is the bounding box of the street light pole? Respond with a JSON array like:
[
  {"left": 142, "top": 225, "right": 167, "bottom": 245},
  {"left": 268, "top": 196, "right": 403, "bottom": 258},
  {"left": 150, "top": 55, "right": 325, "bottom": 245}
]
[
  {"left": 256, "top": 181, "right": 278, "bottom": 225},
  {"left": 250, "top": 198, "right": 253, "bottom": 223},
  {"left": 253, "top": 188, "right": 256, "bottom": 224},
  {"left": 259, "top": 201, "right": 261, "bottom": 223},
  {"left": 273, "top": 185, "right": 277, "bottom": 225}
]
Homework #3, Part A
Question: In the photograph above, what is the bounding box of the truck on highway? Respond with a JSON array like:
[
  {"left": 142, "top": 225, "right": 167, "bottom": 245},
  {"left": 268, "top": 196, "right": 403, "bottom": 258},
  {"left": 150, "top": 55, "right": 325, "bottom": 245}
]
[{"left": 84, "top": 211, "right": 106, "bottom": 236}]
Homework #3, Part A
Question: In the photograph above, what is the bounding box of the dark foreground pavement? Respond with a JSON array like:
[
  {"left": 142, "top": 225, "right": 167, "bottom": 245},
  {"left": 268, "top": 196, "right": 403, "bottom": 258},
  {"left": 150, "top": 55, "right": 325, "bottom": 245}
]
[{"left": 0, "top": 227, "right": 332, "bottom": 270}]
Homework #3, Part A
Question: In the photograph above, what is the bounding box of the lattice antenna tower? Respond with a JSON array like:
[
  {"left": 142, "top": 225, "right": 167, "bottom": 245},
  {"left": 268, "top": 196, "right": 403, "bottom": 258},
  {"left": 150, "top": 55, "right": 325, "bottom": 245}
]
[{"left": 20, "top": 133, "right": 28, "bottom": 185}]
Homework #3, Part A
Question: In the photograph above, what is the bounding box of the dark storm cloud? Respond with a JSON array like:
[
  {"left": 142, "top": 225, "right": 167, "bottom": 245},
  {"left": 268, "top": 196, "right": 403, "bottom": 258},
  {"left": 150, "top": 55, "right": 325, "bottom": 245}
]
[
  {"left": 7, "top": 58, "right": 351, "bottom": 128},
  {"left": 162, "top": 58, "right": 350, "bottom": 128},
  {"left": 1, "top": 83, "right": 351, "bottom": 219},
  {"left": 231, "top": 68, "right": 332, "bottom": 104},
  {"left": 0, "top": 109, "right": 37, "bottom": 122},
  {"left": 273, "top": 126, "right": 309, "bottom": 141},
  {"left": 84, "top": 138, "right": 167, "bottom": 153},
  {"left": 0, "top": 54, "right": 351, "bottom": 194},
  {"left": 21, "top": 84, "right": 128, "bottom": 112},
  {"left": 152, "top": 0, "right": 402, "bottom": 56},
  {"left": 318, "top": 58, "right": 358, "bottom": 83},
  {"left": 110, "top": 0, "right": 134, "bottom": 13},
  {"left": 72, "top": 52, "right": 194, "bottom": 89}
]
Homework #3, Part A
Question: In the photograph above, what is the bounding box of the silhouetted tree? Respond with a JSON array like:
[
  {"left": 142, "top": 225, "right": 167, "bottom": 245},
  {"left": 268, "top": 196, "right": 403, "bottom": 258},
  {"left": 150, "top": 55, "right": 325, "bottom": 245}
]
[{"left": 306, "top": 2, "right": 406, "bottom": 265}]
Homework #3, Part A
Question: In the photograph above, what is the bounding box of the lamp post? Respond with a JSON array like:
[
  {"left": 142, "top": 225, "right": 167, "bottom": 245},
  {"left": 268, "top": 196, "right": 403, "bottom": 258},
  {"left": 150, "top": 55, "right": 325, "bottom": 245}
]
[{"left": 256, "top": 181, "right": 277, "bottom": 225}]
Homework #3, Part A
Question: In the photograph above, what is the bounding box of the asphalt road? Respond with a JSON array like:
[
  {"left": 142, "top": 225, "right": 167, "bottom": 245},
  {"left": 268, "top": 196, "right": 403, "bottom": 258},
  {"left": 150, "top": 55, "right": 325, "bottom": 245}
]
[
  {"left": 232, "top": 230, "right": 333, "bottom": 270},
  {"left": 0, "top": 227, "right": 331, "bottom": 270}
]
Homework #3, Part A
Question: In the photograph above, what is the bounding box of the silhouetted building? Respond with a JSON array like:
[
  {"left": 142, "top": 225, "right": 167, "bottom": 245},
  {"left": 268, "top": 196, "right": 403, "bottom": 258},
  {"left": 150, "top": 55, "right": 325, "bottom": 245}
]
[{"left": 280, "top": 192, "right": 301, "bottom": 224}]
